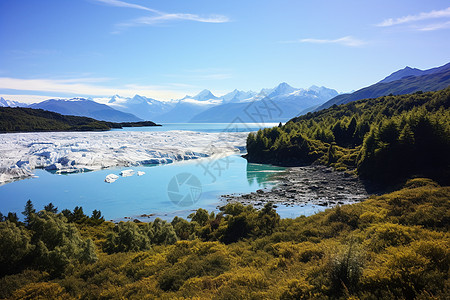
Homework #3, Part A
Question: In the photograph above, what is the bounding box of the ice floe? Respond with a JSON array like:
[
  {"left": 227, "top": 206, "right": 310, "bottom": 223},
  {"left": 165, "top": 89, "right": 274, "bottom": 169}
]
[
  {"left": 105, "top": 174, "right": 119, "bottom": 183},
  {"left": 0, "top": 130, "right": 247, "bottom": 184},
  {"left": 120, "top": 169, "right": 134, "bottom": 177},
  {"left": 137, "top": 171, "right": 145, "bottom": 176}
]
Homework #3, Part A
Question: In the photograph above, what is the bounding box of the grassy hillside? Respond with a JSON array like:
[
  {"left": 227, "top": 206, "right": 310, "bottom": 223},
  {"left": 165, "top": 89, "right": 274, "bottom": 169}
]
[
  {"left": 246, "top": 88, "right": 450, "bottom": 186},
  {"left": 0, "top": 179, "right": 448, "bottom": 299},
  {"left": 0, "top": 107, "right": 159, "bottom": 133},
  {"left": 317, "top": 66, "right": 450, "bottom": 110}
]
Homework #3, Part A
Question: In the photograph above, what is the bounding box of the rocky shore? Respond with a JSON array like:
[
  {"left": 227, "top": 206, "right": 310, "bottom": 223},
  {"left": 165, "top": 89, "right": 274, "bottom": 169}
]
[{"left": 221, "top": 165, "right": 371, "bottom": 209}]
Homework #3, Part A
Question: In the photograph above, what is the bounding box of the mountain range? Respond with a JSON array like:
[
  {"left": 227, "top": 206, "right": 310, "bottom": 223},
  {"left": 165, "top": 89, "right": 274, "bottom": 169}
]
[
  {"left": 28, "top": 98, "right": 142, "bottom": 122},
  {"left": 316, "top": 62, "right": 450, "bottom": 111},
  {"left": 1, "top": 62, "right": 449, "bottom": 123}
]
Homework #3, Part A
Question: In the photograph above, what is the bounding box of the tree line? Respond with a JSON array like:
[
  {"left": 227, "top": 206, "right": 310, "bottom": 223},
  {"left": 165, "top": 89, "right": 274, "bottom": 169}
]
[{"left": 246, "top": 88, "right": 450, "bottom": 185}]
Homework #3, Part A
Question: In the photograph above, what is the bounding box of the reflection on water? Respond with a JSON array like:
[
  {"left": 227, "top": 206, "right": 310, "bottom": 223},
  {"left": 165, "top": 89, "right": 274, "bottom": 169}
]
[
  {"left": 0, "top": 155, "right": 286, "bottom": 222},
  {"left": 246, "top": 163, "right": 285, "bottom": 187}
]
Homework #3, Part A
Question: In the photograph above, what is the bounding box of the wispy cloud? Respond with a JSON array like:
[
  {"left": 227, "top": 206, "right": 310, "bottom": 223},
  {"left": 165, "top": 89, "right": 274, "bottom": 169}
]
[
  {"left": 92, "top": 0, "right": 159, "bottom": 12},
  {"left": 286, "top": 36, "right": 366, "bottom": 47},
  {"left": 416, "top": 20, "right": 450, "bottom": 31},
  {"left": 165, "top": 68, "right": 232, "bottom": 81},
  {"left": 0, "top": 77, "right": 189, "bottom": 101},
  {"left": 92, "top": 0, "right": 229, "bottom": 32},
  {"left": 376, "top": 7, "right": 450, "bottom": 27}
]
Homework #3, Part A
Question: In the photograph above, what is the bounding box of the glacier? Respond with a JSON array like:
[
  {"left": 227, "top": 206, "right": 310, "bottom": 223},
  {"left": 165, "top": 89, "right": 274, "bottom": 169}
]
[{"left": 0, "top": 130, "right": 248, "bottom": 184}]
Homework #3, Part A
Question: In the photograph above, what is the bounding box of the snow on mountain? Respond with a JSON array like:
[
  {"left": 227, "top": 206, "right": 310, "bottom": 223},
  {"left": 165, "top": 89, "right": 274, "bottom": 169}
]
[
  {"left": 0, "top": 97, "right": 28, "bottom": 107},
  {"left": 94, "top": 94, "right": 175, "bottom": 122},
  {"left": 189, "top": 84, "right": 339, "bottom": 123},
  {"left": 221, "top": 89, "right": 257, "bottom": 103},
  {"left": 267, "top": 82, "right": 299, "bottom": 98},
  {"left": 29, "top": 98, "right": 142, "bottom": 122},
  {"left": 182, "top": 89, "right": 219, "bottom": 101}
]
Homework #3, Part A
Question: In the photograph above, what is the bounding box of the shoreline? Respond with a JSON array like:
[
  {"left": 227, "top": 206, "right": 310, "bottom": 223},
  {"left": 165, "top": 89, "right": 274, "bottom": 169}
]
[
  {"left": 220, "top": 165, "right": 371, "bottom": 211},
  {"left": 123, "top": 164, "right": 373, "bottom": 222}
]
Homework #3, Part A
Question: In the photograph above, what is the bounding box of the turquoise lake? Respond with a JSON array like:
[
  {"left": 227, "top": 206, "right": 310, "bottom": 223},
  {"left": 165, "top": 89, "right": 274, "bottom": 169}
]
[
  {"left": 0, "top": 123, "right": 326, "bottom": 221},
  {"left": 113, "top": 122, "right": 280, "bottom": 133}
]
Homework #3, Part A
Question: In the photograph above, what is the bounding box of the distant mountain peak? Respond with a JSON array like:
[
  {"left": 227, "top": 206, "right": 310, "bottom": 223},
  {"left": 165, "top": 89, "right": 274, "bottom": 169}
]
[
  {"left": 0, "top": 97, "right": 7, "bottom": 107},
  {"left": 268, "top": 82, "right": 298, "bottom": 97},
  {"left": 193, "top": 89, "right": 218, "bottom": 100}
]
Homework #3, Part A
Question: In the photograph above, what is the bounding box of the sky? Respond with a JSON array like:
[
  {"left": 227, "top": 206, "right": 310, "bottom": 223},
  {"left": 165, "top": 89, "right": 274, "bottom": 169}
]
[{"left": 0, "top": 0, "right": 449, "bottom": 103}]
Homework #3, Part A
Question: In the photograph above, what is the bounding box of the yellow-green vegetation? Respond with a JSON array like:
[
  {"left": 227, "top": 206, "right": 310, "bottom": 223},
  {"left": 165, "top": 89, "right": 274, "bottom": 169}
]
[
  {"left": 1, "top": 179, "right": 448, "bottom": 299},
  {"left": 246, "top": 88, "right": 450, "bottom": 185}
]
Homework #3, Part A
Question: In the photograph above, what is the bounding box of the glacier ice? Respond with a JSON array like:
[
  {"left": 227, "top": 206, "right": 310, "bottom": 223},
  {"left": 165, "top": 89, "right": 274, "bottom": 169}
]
[{"left": 0, "top": 130, "right": 247, "bottom": 184}]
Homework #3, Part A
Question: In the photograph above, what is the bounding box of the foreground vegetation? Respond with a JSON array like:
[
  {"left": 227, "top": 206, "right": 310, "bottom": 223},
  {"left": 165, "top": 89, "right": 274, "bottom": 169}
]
[
  {"left": 0, "top": 107, "right": 159, "bottom": 133},
  {"left": 247, "top": 88, "right": 450, "bottom": 186},
  {"left": 0, "top": 178, "right": 448, "bottom": 299}
]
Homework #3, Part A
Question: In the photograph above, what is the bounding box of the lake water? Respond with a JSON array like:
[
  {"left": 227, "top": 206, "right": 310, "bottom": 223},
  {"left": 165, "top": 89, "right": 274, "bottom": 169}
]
[
  {"left": 0, "top": 123, "right": 326, "bottom": 221},
  {"left": 114, "top": 122, "right": 281, "bottom": 133}
]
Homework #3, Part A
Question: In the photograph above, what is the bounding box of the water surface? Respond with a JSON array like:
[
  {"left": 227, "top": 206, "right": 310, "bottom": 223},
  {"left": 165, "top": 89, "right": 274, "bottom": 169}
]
[
  {"left": 0, "top": 155, "right": 321, "bottom": 221},
  {"left": 115, "top": 122, "right": 280, "bottom": 133}
]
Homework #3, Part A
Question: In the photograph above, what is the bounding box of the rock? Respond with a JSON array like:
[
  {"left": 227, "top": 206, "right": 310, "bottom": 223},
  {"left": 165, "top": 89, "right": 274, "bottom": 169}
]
[
  {"left": 336, "top": 186, "right": 345, "bottom": 190},
  {"left": 256, "top": 189, "right": 264, "bottom": 194},
  {"left": 105, "top": 174, "right": 119, "bottom": 183}
]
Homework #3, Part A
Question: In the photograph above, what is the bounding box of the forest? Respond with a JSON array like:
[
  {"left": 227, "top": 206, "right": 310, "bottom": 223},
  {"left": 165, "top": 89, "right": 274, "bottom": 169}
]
[
  {"left": 0, "top": 179, "right": 448, "bottom": 299},
  {"left": 0, "top": 107, "right": 159, "bottom": 133},
  {"left": 246, "top": 88, "right": 450, "bottom": 186}
]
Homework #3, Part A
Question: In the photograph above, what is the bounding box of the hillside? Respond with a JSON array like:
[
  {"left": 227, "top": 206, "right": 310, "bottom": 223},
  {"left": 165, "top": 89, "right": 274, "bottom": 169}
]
[
  {"left": 29, "top": 98, "right": 142, "bottom": 122},
  {"left": 0, "top": 179, "right": 448, "bottom": 299},
  {"left": 379, "top": 62, "right": 450, "bottom": 83},
  {"left": 316, "top": 63, "right": 450, "bottom": 111},
  {"left": 0, "top": 107, "right": 159, "bottom": 133},
  {"left": 246, "top": 88, "right": 450, "bottom": 186}
]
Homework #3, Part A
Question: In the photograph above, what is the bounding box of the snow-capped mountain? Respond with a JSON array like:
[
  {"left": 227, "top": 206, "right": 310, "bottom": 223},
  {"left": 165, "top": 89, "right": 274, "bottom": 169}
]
[
  {"left": 182, "top": 89, "right": 219, "bottom": 101},
  {"left": 0, "top": 97, "right": 28, "bottom": 107},
  {"left": 189, "top": 83, "right": 339, "bottom": 123},
  {"left": 157, "top": 90, "right": 222, "bottom": 122},
  {"left": 29, "top": 98, "right": 142, "bottom": 122},
  {"left": 222, "top": 89, "right": 257, "bottom": 103},
  {"left": 100, "top": 94, "right": 174, "bottom": 122},
  {"left": 11, "top": 83, "right": 338, "bottom": 123},
  {"left": 267, "top": 82, "right": 299, "bottom": 98}
]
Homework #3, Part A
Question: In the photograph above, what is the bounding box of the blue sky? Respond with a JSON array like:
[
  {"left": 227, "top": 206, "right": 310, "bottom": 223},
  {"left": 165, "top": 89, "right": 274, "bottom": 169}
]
[{"left": 0, "top": 0, "right": 449, "bottom": 102}]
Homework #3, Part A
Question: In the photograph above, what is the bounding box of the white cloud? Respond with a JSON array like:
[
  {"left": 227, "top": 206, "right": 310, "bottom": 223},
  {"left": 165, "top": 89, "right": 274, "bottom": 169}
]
[
  {"left": 92, "top": 0, "right": 229, "bottom": 31},
  {"left": 0, "top": 77, "right": 188, "bottom": 101},
  {"left": 376, "top": 7, "right": 450, "bottom": 27},
  {"left": 292, "top": 36, "right": 366, "bottom": 47},
  {"left": 164, "top": 69, "right": 233, "bottom": 81},
  {"left": 416, "top": 20, "right": 450, "bottom": 31},
  {"left": 93, "top": 0, "right": 159, "bottom": 13}
]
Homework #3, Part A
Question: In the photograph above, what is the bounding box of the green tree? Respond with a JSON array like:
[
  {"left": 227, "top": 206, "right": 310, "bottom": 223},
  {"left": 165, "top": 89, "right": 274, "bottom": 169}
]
[
  {"left": 22, "top": 199, "right": 35, "bottom": 227},
  {"left": 44, "top": 203, "right": 58, "bottom": 213}
]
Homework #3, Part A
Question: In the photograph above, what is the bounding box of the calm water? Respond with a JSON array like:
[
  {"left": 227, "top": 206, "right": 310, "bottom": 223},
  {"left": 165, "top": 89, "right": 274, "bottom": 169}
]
[
  {"left": 0, "top": 122, "right": 326, "bottom": 221},
  {"left": 114, "top": 123, "right": 280, "bottom": 133},
  {"left": 0, "top": 155, "right": 324, "bottom": 221}
]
